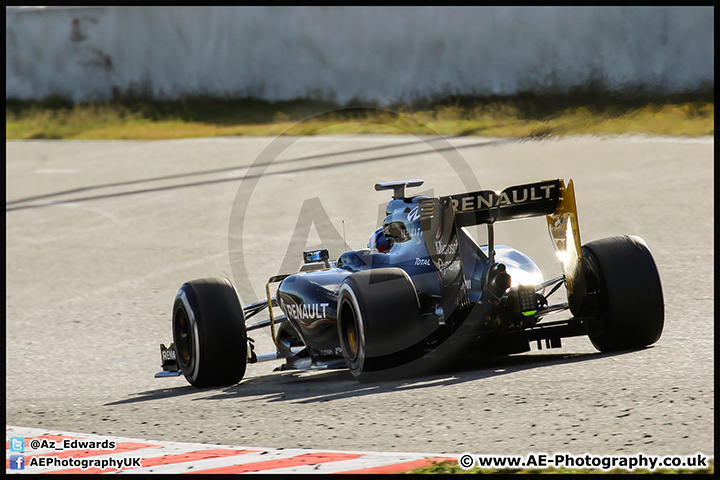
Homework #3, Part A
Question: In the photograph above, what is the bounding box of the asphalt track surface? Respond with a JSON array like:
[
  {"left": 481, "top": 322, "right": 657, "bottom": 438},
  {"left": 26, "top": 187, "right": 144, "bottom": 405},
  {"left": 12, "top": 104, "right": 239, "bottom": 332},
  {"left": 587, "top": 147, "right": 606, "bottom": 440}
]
[{"left": 6, "top": 135, "right": 714, "bottom": 458}]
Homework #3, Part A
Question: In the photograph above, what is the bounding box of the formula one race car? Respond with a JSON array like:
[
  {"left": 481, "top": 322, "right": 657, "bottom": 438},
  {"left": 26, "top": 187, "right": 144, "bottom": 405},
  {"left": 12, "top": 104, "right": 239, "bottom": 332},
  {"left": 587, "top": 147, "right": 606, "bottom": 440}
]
[{"left": 156, "top": 179, "right": 664, "bottom": 387}]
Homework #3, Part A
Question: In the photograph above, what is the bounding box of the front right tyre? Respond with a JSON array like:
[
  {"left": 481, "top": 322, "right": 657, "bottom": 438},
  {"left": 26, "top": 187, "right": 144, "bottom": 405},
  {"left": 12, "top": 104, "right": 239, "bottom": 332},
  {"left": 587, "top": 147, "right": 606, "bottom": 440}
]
[{"left": 337, "top": 268, "right": 429, "bottom": 382}]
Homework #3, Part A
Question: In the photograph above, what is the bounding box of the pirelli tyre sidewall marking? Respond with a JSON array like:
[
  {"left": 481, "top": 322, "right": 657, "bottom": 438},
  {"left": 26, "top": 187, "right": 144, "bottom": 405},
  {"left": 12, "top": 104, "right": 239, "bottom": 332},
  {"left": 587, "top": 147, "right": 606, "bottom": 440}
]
[{"left": 176, "top": 289, "right": 201, "bottom": 383}]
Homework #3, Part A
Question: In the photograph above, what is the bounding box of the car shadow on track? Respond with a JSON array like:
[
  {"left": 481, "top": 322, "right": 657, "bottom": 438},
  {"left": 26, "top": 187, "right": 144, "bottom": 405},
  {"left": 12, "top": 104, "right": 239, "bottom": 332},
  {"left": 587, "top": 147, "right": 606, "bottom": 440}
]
[{"left": 107, "top": 348, "right": 645, "bottom": 407}]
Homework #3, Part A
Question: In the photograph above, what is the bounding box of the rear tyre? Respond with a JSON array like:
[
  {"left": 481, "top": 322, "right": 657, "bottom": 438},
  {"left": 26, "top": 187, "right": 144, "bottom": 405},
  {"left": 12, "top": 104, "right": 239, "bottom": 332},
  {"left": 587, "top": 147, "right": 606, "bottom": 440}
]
[
  {"left": 580, "top": 235, "right": 664, "bottom": 352},
  {"left": 172, "top": 277, "right": 248, "bottom": 387},
  {"left": 337, "top": 268, "right": 429, "bottom": 382}
]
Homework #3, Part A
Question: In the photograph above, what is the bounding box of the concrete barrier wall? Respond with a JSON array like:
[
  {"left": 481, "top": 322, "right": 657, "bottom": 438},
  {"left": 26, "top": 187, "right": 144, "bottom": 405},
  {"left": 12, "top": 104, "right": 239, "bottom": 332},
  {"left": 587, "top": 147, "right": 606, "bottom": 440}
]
[{"left": 6, "top": 6, "right": 714, "bottom": 103}]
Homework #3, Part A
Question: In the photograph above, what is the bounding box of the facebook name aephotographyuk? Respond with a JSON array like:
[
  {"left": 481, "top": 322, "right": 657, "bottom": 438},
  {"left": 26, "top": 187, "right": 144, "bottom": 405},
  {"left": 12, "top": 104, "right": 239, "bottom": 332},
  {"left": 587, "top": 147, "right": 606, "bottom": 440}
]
[
  {"left": 10, "top": 455, "right": 141, "bottom": 471},
  {"left": 8, "top": 436, "right": 142, "bottom": 471},
  {"left": 457, "top": 452, "right": 710, "bottom": 471}
]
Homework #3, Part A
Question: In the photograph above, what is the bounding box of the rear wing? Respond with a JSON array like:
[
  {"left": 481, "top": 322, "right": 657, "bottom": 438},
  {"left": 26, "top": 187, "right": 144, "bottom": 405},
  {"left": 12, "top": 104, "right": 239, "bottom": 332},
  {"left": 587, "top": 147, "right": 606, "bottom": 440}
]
[
  {"left": 440, "top": 179, "right": 562, "bottom": 226},
  {"left": 419, "top": 179, "right": 585, "bottom": 297}
]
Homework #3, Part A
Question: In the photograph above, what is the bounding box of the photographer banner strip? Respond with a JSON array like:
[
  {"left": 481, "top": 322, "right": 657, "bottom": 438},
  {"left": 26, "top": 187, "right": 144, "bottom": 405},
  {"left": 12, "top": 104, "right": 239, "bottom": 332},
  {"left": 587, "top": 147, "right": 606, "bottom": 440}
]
[{"left": 6, "top": 426, "right": 455, "bottom": 474}]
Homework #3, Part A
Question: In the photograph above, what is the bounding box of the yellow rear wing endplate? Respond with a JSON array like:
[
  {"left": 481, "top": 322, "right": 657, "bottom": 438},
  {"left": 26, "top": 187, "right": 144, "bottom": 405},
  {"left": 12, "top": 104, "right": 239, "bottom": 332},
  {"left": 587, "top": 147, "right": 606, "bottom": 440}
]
[{"left": 546, "top": 179, "right": 585, "bottom": 296}]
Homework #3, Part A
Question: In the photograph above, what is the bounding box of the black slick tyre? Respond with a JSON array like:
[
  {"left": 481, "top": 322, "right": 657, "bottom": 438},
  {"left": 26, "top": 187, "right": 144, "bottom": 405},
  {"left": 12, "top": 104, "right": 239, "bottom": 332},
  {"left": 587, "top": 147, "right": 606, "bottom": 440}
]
[
  {"left": 337, "top": 268, "right": 429, "bottom": 382},
  {"left": 580, "top": 235, "right": 664, "bottom": 352},
  {"left": 172, "top": 277, "right": 248, "bottom": 387}
]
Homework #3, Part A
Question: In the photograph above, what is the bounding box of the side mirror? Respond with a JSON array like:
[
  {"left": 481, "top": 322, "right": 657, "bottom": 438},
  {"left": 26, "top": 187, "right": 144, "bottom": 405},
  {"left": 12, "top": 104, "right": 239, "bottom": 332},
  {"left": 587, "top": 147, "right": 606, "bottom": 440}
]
[{"left": 303, "top": 248, "right": 329, "bottom": 264}]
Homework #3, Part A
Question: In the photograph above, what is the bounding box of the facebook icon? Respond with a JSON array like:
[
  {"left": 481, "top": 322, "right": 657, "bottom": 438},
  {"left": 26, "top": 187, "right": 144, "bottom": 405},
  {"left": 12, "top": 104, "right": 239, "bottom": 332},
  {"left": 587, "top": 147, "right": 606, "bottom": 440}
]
[{"left": 10, "top": 455, "right": 25, "bottom": 470}]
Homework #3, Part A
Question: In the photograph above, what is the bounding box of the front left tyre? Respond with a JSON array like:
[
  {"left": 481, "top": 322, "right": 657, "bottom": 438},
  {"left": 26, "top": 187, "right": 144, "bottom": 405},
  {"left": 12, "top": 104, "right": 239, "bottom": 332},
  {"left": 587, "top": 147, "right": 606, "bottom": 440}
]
[{"left": 172, "top": 277, "right": 247, "bottom": 387}]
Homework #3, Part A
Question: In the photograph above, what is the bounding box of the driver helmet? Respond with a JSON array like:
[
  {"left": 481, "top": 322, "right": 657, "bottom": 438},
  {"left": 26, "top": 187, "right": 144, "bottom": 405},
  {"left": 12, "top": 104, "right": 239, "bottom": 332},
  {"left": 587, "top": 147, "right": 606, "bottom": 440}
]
[{"left": 368, "top": 227, "right": 392, "bottom": 252}]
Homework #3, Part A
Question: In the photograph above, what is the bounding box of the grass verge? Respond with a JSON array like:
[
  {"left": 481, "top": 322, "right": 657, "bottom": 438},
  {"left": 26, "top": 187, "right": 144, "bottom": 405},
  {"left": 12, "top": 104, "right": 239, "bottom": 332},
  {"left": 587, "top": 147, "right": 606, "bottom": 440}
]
[{"left": 5, "top": 87, "right": 714, "bottom": 140}]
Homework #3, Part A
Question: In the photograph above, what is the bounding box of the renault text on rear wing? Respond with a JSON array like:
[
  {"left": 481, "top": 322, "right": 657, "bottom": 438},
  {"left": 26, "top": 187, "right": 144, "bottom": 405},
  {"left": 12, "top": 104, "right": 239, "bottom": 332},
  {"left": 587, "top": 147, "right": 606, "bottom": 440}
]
[{"left": 441, "top": 179, "right": 562, "bottom": 227}]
